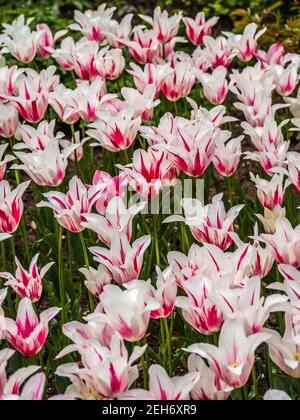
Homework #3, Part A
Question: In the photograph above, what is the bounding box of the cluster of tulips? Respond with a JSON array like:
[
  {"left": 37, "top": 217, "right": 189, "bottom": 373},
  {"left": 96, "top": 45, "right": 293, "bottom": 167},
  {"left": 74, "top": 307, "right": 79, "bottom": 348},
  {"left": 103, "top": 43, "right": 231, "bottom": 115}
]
[{"left": 0, "top": 4, "right": 300, "bottom": 400}]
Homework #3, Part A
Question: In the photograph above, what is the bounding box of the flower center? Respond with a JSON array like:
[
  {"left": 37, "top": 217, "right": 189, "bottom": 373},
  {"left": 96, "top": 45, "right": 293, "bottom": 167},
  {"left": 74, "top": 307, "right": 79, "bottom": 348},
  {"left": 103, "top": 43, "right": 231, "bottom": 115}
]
[{"left": 294, "top": 353, "right": 300, "bottom": 361}]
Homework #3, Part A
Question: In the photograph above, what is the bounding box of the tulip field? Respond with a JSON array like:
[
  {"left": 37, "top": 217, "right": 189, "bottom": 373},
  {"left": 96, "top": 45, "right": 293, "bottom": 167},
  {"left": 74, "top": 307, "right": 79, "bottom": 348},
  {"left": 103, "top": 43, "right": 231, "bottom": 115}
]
[{"left": 0, "top": 2, "right": 300, "bottom": 401}]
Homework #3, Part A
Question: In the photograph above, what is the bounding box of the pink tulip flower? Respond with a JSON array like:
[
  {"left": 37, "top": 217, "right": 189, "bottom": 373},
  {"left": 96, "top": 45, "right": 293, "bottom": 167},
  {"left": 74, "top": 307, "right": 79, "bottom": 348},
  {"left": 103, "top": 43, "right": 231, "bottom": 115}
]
[
  {"left": 49, "top": 84, "right": 80, "bottom": 125},
  {"left": 79, "top": 265, "right": 112, "bottom": 299},
  {"left": 139, "top": 7, "right": 182, "bottom": 43},
  {"left": 150, "top": 266, "right": 177, "bottom": 319},
  {"left": 90, "top": 233, "right": 151, "bottom": 285},
  {"left": 256, "top": 43, "right": 285, "bottom": 66},
  {"left": 37, "top": 176, "right": 103, "bottom": 232},
  {"left": 183, "top": 13, "right": 219, "bottom": 46},
  {"left": 36, "top": 23, "right": 67, "bottom": 59},
  {"left": 250, "top": 173, "right": 289, "bottom": 210},
  {"left": 92, "top": 170, "right": 128, "bottom": 215},
  {"left": 197, "top": 66, "right": 229, "bottom": 105},
  {"left": 0, "top": 103, "right": 19, "bottom": 138},
  {"left": 0, "top": 349, "right": 45, "bottom": 400},
  {"left": 127, "top": 26, "right": 161, "bottom": 64},
  {"left": 271, "top": 62, "right": 299, "bottom": 97},
  {"left": 105, "top": 14, "right": 133, "bottom": 48},
  {"left": 121, "top": 85, "right": 160, "bottom": 121},
  {"left": 122, "top": 364, "right": 200, "bottom": 400},
  {"left": 228, "top": 23, "right": 266, "bottom": 62},
  {"left": 95, "top": 47, "right": 125, "bottom": 80},
  {"left": 5, "top": 298, "right": 60, "bottom": 357},
  {"left": 202, "top": 36, "right": 236, "bottom": 69},
  {"left": 213, "top": 134, "right": 243, "bottom": 177},
  {"left": 0, "top": 180, "right": 30, "bottom": 234},
  {"left": 0, "top": 65, "right": 24, "bottom": 101},
  {"left": 0, "top": 254, "right": 54, "bottom": 302},
  {"left": 161, "top": 56, "right": 196, "bottom": 101},
  {"left": 186, "top": 319, "right": 270, "bottom": 388}
]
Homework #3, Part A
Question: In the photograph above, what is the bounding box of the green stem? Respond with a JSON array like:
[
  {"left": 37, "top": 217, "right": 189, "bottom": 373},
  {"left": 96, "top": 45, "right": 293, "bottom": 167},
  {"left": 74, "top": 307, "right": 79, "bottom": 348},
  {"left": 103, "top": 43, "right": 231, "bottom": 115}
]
[
  {"left": 163, "top": 317, "right": 172, "bottom": 376},
  {"left": 160, "top": 318, "right": 166, "bottom": 365},
  {"left": 243, "top": 384, "right": 249, "bottom": 401},
  {"left": 226, "top": 176, "right": 233, "bottom": 207},
  {"left": 252, "top": 365, "right": 259, "bottom": 401},
  {"left": 153, "top": 214, "right": 161, "bottom": 267},
  {"left": 1, "top": 241, "right": 7, "bottom": 271},
  {"left": 79, "top": 232, "right": 95, "bottom": 313}
]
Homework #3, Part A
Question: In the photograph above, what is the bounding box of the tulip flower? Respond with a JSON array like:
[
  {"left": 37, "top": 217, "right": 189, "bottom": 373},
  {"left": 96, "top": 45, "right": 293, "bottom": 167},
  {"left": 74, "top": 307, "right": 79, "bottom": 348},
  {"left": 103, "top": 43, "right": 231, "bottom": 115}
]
[
  {"left": 0, "top": 103, "right": 19, "bottom": 138},
  {"left": 284, "top": 152, "right": 300, "bottom": 192},
  {"left": 71, "top": 39, "right": 100, "bottom": 81},
  {"left": 161, "top": 57, "right": 196, "bottom": 101},
  {"left": 81, "top": 197, "right": 146, "bottom": 246},
  {"left": 36, "top": 23, "right": 67, "bottom": 59},
  {"left": 150, "top": 266, "right": 177, "bottom": 319},
  {"left": 176, "top": 275, "right": 224, "bottom": 335},
  {"left": 259, "top": 217, "right": 300, "bottom": 267},
  {"left": 37, "top": 176, "right": 103, "bottom": 233},
  {"left": 202, "top": 36, "right": 236, "bottom": 69},
  {"left": 127, "top": 62, "right": 173, "bottom": 98},
  {"left": 118, "top": 148, "right": 176, "bottom": 199},
  {"left": 79, "top": 265, "right": 111, "bottom": 299},
  {"left": 140, "top": 7, "right": 182, "bottom": 43},
  {"left": 268, "top": 313, "right": 300, "bottom": 378},
  {"left": 0, "top": 65, "right": 24, "bottom": 100},
  {"left": 197, "top": 66, "right": 229, "bottom": 105},
  {"left": 48, "top": 36, "right": 75, "bottom": 71},
  {"left": 228, "top": 23, "right": 266, "bottom": 62},
  {"left": 121, "top": 85, "right": 160, "bottom": 121},
  {"left": 5, "top": 297, "right": 60, "bottom": 357},
  {"left": 271, "top": 62, "right": 299, "bottom": 97},
  {"left": 0, "top": 15, "right": 41, "bottom": 63},
  {"left": 12, "top": 141, "right": 76, "bottom": 187},
  {"left": 90, "top": 233, "right": 151, "bottom": 285},
  {"left": 94, "top": 47, "right": 125, "bottom": 80},
  {"left": 250, "top": 173, "right": 290, "bottom": 210},
  {"left": 56, "top": 333, "right": 146, "bottom": 399},
  {"left": 105, "top": 14, "right": 133, "bottom": 48},
  {"left": 92, "top": 170, "right": 128, "bottom": 215},
  {"left": 188, "top": 100, "right": 236, "bottom": 126},
  {"left": 165, "top": 194, "right": 244, "bottom": 251},
  {"left": 256, "top": 43, "right": 285, "bottom": 66},
  {"left": 0, "top": 349, "right": 45, "bottom": 400},
  {"left": 213, "top": 134, "right": 243, "bottom": 177},
  {"left": 0, "top": 180, "right": 30, "bottom": 234},
  {"left": 210, "top": 276, "right": 289, "bottom": 334},
  {"left": 0, "top": 144, "right": 14, "bottom": 181},
  {"left": 285, "top": 87, "right": 300, "bottom": 118},
  {"left": 122, "top": 364, "right": 200, "bottom": 400},
  {"left": 70, "top": 5, "right": 115, "bottom": 43},
  {"left": 87, "top": 107, "right": 140, "bottom": 151},
  {"left": 0, "top": 254, "right": 54, "bottom": 302},
  {"left": 245, "top": 141, "right": 289, "bottom": 175},
  {"left": 183, "top": 13, "right": 219, "bottom": 46},
  {"left": 188, "top": 354, "right": 232, "bottom": 400},
  {"left": 256, "top": 206, "right": 287, "bottom": 234},
  {"left": 75, "top": 78, "right": 107, "bottom": 123},
  {"left": 186, "top": 319, "right": 270, "bottom": 388},
  {"left": 127, "top": 26, "right": 161, "bottom": 64},
  {"left": 15, "top": 120, "right": 64, "bottom": 152},
  {"left": 99, "top": 280, "right": 159, "bottom": 341}
]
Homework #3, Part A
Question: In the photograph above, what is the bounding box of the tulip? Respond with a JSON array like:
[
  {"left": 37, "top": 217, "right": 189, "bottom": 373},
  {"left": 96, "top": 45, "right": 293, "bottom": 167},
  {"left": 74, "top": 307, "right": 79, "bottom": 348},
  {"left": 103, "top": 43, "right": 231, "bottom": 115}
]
[
  {"left": 228, "top": 23, "right": 266, "bottom": 62},
  {"left": 79, "top": 265, "right": 111, "bottom": 299},
  {"left": 5, "top": 297, "right": 60, "bottom": 357},
  {"left": 0, "top": 254, "right": 54, "bottom": 302},
  {"left": 105, "top": 14, "right": 133, "bottom": 48},
  {"left": 0, "top": 144, "right": 14, "bottom": 181},
  {"left": 92, "top": 170, "right": 128, "bottom": 215},
  {"left": 87, "top": 108, "right": 141, "bottom": 152},
  {"left": 127, "top": 26, "right": 161, "bottom": 64},
  {"left": 0, "top": 15, "right": 41, "bottom": 63},
  {"left": 241, "top": 117, "right": 287, "bottom": 152},
  {"left": 12, "top": 141, "right": 75, "bottom": 187},
  {"left": 250, "top": 173, "right": 289, "bottom": 210},
  {"left": 0, "top": 180, "right": 30, "bottom": 234},
  {"left": 256, "top": 206, "right": 287, "bottom": 234},
  {"left": 165, "top": 194, "right": 244, "bottom": 251},
  {"left": 188, "top": 100, "right": 236, "bottom": 126},
  {"left": 268, "top": 313, "right": 300, "bottom": 378},
  {"left": 183, "top": 13, "right": 219, "bottom": 46},
  {"left": 81, "top": 197, "right": 146, "bottom": 247},
  {"left": 48, "top": 36, "right": 75, "bottom": 71},
  {"left": 99, "top": 280, "right": 159, "bottom": 341},
  {"left": 37, "top": 176, "right": 103, "bottom": 233},
  {"left": 36, "top": 23, "right": 67, "bottom": 59},
  {"left": 245, "top": 141, "right": 289, "bottom": 175},
  {"left": 127, "top": 62, "right": 173, "bottom": 99},
  {"left": 259, "top": 217, "right": 300, "bottom": 267},
  {"left": 73, "top": 78, "right": 107, "bottom": 122},
  {"left": 213, "top": 134, "right": 243, "bottom": 177},
  {"left": 95, "top": 47, "right": 125, "bottom": 80},
  {"left": 0, "top": 349, "right": 45, "bottom": 400},
  {"left": 0, "top": 103, "right": 19, "bottom": 138},
  {"left": 271, "top": 62, "right": 299, "bottom": 97},
  {"left": 90, "top": 233, "right": 151, "bottom": 285},
  {"left": 122, "top": 364, "right": 200, "bottom": 400},
  {"left": 71, "top": 39, "right": 100, "bottom": 81},
  {"left": 15, "top": 120, "right": 64, "bottom": 152},
  {"left": 161, "top": 57, "right": 195, "bottom": 101},
  {"left": 284, "top": 152, "right": 300, "bottom": 192},
  {"left": 197, "top": 66, "right": 229, "bottom": 105},
  {"left": 70, "top": 5, "right": 115, "bottom": 43},
  {"left": 176, "top": 275, "right": 224, "bottom": 335},
  {"left": 188, "top": 354, "right": 231, "bottom": 400},
  {"left": 121, "top": 85, "right": 160, "bottom": 121},
  {"left": 202, "top": 36, "right": 236, "bottom": 69},
  {"left": 118, "top": 148, "right": 176, "bottom": 199},
  {"left": 0, "top": 65, "right": 24, "bottom": 100},
  {"left": 256, "top": 43, "right": 285, "bottom": 66},
  {"left": 150, "top": 266, "right": 177, "bottom": 319},
  {"left": 49, "top": 84, "right": 80, "bottom": 125},
  {"left": 140, "top": 7, "right": 182, "bottom": 43},
  {"left": 186, "top": 319, "right": 270, "bottom": 388},
  {"left": 56, "top": 333, "right": 146, "bottom": 399}
]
